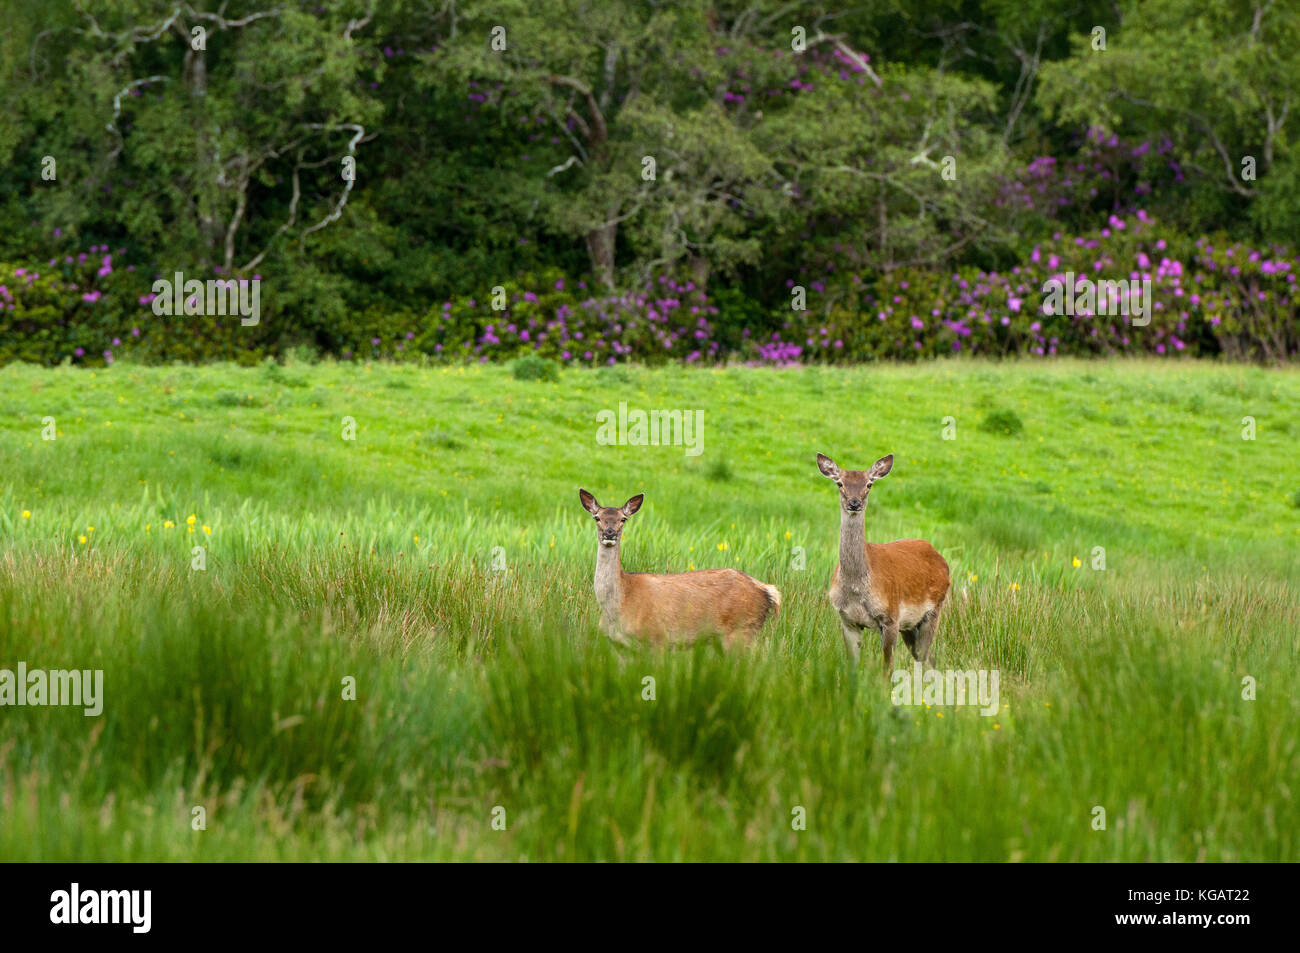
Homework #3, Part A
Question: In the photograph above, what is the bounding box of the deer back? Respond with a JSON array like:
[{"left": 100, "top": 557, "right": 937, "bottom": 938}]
[{"left": 619, "top": 568, "right": 773, "bottom": 642}]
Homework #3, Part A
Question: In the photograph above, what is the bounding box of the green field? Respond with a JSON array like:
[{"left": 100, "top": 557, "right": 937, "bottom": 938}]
[{"left": 1, "top": 357, "right": 1297, "bottom": 861}]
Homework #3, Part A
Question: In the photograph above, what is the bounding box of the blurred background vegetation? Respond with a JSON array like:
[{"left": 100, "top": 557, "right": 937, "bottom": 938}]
[{"left": 1, "top": 0, "right": 1297, "bottom": 364}]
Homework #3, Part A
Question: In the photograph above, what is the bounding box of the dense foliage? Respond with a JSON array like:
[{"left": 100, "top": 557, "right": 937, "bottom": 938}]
[{"left": 1, "top": 0, "right": 1296, "bottom": 364}]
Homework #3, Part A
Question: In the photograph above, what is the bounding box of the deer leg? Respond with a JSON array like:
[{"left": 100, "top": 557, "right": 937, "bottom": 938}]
[
  {"left": 901, "top": 627, "right": 918, "bottom": 659},
  {"left": 721, "top": 628, "right": 752, "bottom": 651},
  {"left": 880, "top": 620, "right": 900, "bottom": 672},
  {"left": 740, "top": 620, "right": 767, "bottom": 648},
  {"left": 914, "top": 606, "right": 943, "bottom": 668},
  {"left": 600, "top": 615, "right": 633, "bottom": 648},
  {"left": 840, "top": 620, "right": 863, "bottom": 667}
]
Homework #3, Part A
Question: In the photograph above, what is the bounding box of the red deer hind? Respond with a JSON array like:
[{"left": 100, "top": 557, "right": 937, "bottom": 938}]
[
  {"left": 816, "top": 453, "right": 950, "bottom": 670},
  {"left": 579, "top": 489, "right": 781, "bottom": 647}
]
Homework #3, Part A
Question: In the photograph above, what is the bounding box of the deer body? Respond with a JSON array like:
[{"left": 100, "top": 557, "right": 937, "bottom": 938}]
[
  {"left": 818, "top": 453, "right": 950, "bottom": 669},
  {"left": 581, "top": 490, "right": 780, "bottom": 647}
]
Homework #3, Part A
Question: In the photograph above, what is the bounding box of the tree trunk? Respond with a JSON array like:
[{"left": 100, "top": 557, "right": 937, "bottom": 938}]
[
  {"left": 184, "top": 38, "right": 221, "bottom": 265},
  {"left": 586, "top": 221, "right": 617, "bottom": 289},
  {"left": 688, "top": 254, "right": 710, "bottom": 290}
]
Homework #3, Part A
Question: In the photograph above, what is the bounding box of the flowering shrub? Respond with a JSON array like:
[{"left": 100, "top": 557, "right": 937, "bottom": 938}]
[
  {"left": 402, "top": 271, "right": 728, "bottom": 366},
  {"left": 0, "top": 248, "right": 143, "bottom": 365},
  {"left": 996, "top": 127, "right": 1185, "bottom": 228},
  {"left": 771, "top": 212, "right": 1298, "bottom": 362},
  {"left": 0, "top": 245, "right": 279, "bottom": 366},
  {"left": 2, "top": 214, "right": 1296, "bottom": 367}
]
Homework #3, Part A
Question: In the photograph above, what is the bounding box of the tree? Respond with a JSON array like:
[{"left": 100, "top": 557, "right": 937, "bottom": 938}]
[
  {"left": 1037, "top": 0, "right": 1300, "bottom": 241},
  {"left": 4, "top": 0, "right": 380, "bottom": 273}
]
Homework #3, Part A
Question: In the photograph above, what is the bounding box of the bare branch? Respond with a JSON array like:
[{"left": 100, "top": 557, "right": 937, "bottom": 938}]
[
  {"left": 546, "top": 155, "right": 580, "bottom": 177},
  {"left": 106, "top": 76, "right": 170, "bottom": 157},
  {"left": 548, "top": 74, "right": 609, "bottom": 146},
  {"left": 344, "top": 2, "right": 374, "bottom": 41},
  {"left": 299, "top": 124, "right": 367, "bottom": 243},
  {"left": 75, "top": 3, "right": 282, "bottom": 69},
  {"left": 806, "top": 30, "right": 883, "bottom": 88},
  {"left": 242, "top": 153, "right": 303, "bottom": 272}
]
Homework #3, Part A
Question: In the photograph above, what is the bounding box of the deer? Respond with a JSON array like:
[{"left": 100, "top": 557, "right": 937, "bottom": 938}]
[
  {"left": 816, "top": 453, "right": 950, "bottom": 671},
  {"left": 578, "top": 489, "right": 781, "bottom": 647}
]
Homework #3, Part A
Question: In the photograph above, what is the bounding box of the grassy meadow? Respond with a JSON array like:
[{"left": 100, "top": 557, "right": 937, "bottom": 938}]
[{"left": 0, "top": 357, "right": 1297, "bottom": 861}]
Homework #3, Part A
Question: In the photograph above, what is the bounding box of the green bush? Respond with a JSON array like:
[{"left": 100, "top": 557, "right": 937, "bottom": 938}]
[
  {"left": 980, "top": 409, "right": 1025, "bottom": 436},
  {"left": 511, "top": 354, "right": 560, "bottom": 382}
]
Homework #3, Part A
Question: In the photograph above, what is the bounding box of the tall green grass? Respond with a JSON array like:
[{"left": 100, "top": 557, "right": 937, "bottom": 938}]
[{"left": 0, "top": 357, "right": 1296, "bottom": 860}]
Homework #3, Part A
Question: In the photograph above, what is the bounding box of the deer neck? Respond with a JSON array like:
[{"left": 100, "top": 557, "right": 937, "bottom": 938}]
[
  {"left": 594, "top": 540, "right": 624, "bottom": 619},
  {"left": 839, "top": 510, "right": 871, "bottom": 585}
]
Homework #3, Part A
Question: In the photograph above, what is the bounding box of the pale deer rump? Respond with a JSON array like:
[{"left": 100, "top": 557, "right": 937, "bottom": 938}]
[{"left": 617, "top": 568, "right": 780, "bottom": 644}]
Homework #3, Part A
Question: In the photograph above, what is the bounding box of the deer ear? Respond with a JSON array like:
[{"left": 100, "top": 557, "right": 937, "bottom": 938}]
[
  {"left": 579, "top": 489, "right": 600, "bottom": 515},
  {"left": 622, "top": 493, "right": 644, "bottom": 516},
  {"left": 816, "top": 453, "right": 840, "bottom": 479},
  {"left": 868, "top": 454, "right": 894, "bottom": 482}
]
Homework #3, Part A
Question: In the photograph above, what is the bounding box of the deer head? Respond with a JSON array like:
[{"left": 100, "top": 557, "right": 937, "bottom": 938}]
[
  {"left": 579, "top": 489, "right": 644, "bottom": 547},
  {"left": 816, "top": 453, "right": 893, "bottom": 514}
]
